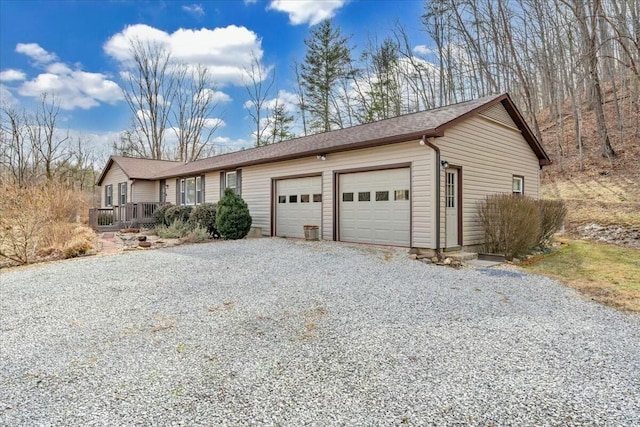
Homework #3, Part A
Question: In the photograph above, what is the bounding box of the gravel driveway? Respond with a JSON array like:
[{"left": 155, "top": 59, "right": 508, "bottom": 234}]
[{"left": 1, "top": 238, "right": 638, "bottom": 426}]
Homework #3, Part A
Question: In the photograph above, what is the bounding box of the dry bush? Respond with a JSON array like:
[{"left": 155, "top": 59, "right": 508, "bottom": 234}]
[
  {"left": 63, "top": 226, "right": 96, "bottom": 258},
  {"left": 0, "top": 182, "right": 95, "bottom": 265},
  {"left": 537, "top": 199, "right": 567, "bottom": 248},
  {"left": 478, "top": 194, "right": 541, "bottom": 260}
]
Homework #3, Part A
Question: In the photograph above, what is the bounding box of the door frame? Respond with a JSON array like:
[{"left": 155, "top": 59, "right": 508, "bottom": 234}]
[
  {"left": 333, "top": 162, "right": 412, "bottom": 246},
  {"left": 270, "top": 172, "right": 323, "bottom": 237},
  {"left": 444, "top": 165, "right": 463, "bottom": 248}
]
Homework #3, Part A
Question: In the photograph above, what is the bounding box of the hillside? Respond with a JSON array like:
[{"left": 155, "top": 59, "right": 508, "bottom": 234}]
[{"left": 537, "top": 90, "right": 640, "bottom": 248}]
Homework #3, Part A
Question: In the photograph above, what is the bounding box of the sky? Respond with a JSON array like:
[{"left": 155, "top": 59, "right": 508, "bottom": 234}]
[{"left": 0, "top": 0, "right": 428, "bottom": 158}]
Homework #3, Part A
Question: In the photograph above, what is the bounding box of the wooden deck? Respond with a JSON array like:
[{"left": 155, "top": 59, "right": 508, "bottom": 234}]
[{"left": 89, "top": 202, "right": 160, "bottom": 231}]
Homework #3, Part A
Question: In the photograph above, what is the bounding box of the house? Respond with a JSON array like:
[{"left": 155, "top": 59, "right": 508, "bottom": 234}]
[{"left": 93, "top": 93, "right": 551, "bottom": 252}]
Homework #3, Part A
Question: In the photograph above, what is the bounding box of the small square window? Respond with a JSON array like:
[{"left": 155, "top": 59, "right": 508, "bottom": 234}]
[
  {"left": 313, "top": 194, "right": 322, "bottom": 203},
  {"left": 278, "top": 195, "right": 286, "bottom": 203},
  {"left": 289, "top": 195, "right": 298, "bottom": 203},
  {"left": 342, "top": 192, "right": 354, "bottom": 202},
  {"left": 375, "top": 191, "right": 389, "bottom": 201},
  {"left": 394, "top": 190, "right": 409, "bottom": 200},
  {"left": 358, "top": 192, "right": 371, "bottom": 202},
  {"left": 301, "top": 194, "right": 310, "bottom": 203}
]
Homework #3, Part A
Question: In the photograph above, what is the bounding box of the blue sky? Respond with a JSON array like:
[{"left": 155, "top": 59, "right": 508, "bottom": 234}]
[{"left": 0, "top": 0, "right": 427, "bottom": 157}]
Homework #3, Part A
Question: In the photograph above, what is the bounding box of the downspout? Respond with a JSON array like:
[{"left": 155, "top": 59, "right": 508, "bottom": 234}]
[{"left": 420, "top": 135, "right": 443, "bottom": 257}]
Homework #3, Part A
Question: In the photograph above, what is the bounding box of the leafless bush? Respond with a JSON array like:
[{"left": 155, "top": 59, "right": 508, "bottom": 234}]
[
  {"left": 477, "top": 194, "right": 541, "bottom": 260},
  {"left": 537, "top": 199, "right": 567, "bottom": 248},
  {"left": 0, "top": 182, "right": 95, "bottom": 265}
]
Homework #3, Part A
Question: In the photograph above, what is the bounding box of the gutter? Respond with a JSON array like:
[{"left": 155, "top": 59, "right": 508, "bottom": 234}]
[{"left": 420, "top": 135, "right": 443, "bottom": 257}]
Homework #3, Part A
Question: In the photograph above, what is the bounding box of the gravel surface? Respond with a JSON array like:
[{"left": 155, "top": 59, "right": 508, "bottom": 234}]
[{"left": 1, "top": 238, "right": 638, "bottom": 426}]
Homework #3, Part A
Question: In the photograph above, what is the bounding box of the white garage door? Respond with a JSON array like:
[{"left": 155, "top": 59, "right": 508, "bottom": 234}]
[
  {"left": 339, "top": 168, "right": 410, "bottom": 246},
  {"left": 276, "top": 176, "right": 322, "bottom": 238}
]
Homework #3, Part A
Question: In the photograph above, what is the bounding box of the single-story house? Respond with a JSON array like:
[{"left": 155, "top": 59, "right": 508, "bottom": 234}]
[{"left": 94, "top": 93, "right": 551, "bottom": 252}]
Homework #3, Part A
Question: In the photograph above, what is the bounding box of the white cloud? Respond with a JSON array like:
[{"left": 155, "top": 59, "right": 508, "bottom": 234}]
[
  {"left": 200, "top": 88, "right": 231, "bottom": 103},
  {"left": 268, "top": 0, "right": 346, "bottom": 26},
  {"left": 182, "top": 4, "right": 205, "bottom": 16},
  {"left": 18, "top": 64, "right": 123, "bottom": 110},
  {"left": 10, "top": 43, "right": 123, "bottom": 110},
  {"left": 265, "top": 89, "right": 298, "bottom": 113},
  {"left": 104, "top": 24, "right": 265, "bottom": 86},
  {"left": 413, "top": 45, "right": 434, "bottom": 56},
  {"left": 0, "top": 69, "right": 26, "bottom": 82},
  {"left": 212, "top": 136, "right": 252, "bottom": 152},
  {"left": 0, "top": 84, "right": 19, "bottom": 106},
  {"left": 203, "top": 118, "right": 225, "bottom": 128},
  {"left": 15, "top": 43, "right": 57, "bottom": 64},
  {"left": 244, "top": 0, "right": 257, "bottom": 4}
]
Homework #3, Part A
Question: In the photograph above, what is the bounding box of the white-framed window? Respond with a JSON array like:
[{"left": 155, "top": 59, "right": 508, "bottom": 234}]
[
  {"left": 105, "top": 185, "right": 113, "bottom": 207},
  {"left": 179, "top": 176, "right": 203, "bottom": 205},
  {"left": 226, "top": 171, "right": 237, "bottom": 191},
  {"left": 118, "top": 182, "right": 127, "bottom": 205},
  {"left": 513, "top": 176, "right": 524, "bottom": 195}
]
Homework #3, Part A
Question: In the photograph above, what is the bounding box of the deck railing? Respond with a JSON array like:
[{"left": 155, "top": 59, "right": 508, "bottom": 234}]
[{"left": 89, "top": 202, "right": 161, "bottom": 230}]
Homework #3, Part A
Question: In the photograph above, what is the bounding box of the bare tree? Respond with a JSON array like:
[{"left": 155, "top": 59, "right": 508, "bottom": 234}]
[
  {"left": 172, "top": 64, "right": 223, "bottom": 161},
  {"left": 30, "top": 93, "right": 71, "bottom": 180},
  {"left": 121, "top": 38, "right": 176, "bottom": 159},
  {"left": 0, "top": 105, "right": 35, "bottom": 186},
  {"left": 242, "top": 54, "right": 276, "bottom": 147}
]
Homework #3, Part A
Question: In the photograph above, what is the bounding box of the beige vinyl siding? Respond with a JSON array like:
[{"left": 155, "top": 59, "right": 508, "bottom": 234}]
[
  {"left": 131, "top": 180, "right": 157, "bottom": 203},
  {"left": 100, "top": 164, "right": 130, "bottom": 208},
  {"left": 204, "top": 171, "right": 220, "bottom": 204},
  {"left": 479, "top": 104, "right": 518, "bottom": 128},
  {"left": 438, "top": 112, "right": 541, "bottom": 247},
  {"left": 241, "top": 141, "right": 434, "bottom": 247}
]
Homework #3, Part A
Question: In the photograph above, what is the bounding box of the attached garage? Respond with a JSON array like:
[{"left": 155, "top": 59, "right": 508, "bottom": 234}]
[
  {"left": 274, "top": 175, "right": 322, "bottom": 238},
  {"left": 338, "top": 167, "right": 411, "bottom": 246}
]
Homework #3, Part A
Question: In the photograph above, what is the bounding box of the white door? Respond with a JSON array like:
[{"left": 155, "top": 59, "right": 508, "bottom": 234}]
[
  {"left": 339, "top": 168, "right": 410, "bottom": 246},
  {"left": 445, "top": 169, "right": 459, "bottom": 247},
  {"left": 276, "top": 176, "right": 322, "bottom": 238}
]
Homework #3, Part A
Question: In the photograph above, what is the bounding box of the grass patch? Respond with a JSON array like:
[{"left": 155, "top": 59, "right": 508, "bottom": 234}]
[
  {"left": 541, "top": 175, "right": 640, "bottom": 228},
  {"left": 520, "top": 238, "right": 640, "bottom": 312}
]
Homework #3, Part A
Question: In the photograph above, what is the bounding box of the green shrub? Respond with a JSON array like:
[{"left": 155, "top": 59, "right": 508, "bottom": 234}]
[
  {"left": 165, "top": 205, "right": 193, "bottom": 225},
  {"left": 537, "top": 199, "right": 567, "bottom": 248},
  {"left": 189, "top": 203, "right": 218, "bottom": 237},
  {"left": 156, "top": 219, "right": 192, "bottom": 239},
  {"left": 477, "top": 194, "right": 540, "bottom": 260},
  {"left": 216, "top": 188, "right": 252, "bottom": 240},
  {"left": 153, "top": 204, "right": 172, "bottom": 226}
]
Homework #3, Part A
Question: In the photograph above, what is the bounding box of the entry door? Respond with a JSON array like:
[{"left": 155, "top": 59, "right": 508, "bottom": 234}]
[{"left": 445, "top": 169, "right": 459, "bottom": 247}]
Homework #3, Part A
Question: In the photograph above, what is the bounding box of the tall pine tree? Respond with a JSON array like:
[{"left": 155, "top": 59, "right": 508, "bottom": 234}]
[{"left": 301, "top": 20, "right": 352, "bottom": 133}]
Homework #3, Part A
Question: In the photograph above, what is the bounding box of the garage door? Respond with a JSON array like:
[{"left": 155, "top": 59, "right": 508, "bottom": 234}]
[
  {"left": 339, "top": 168, "right": 410, "bottom": 246},
  {"left": 276, "top": 176, "right": 322, "bottom": 238}
]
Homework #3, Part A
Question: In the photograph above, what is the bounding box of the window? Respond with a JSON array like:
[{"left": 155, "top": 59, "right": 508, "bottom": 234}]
[
  {"left": 313, "top": 194, "right": 322, "bottom": 203},
  {"left": 118, "top": 182, "right": 127, "bottom": 205},
  {"left": 278, "top": 195, "right": 286, "bottom": 203},
  {"left": 513, "top": 176, "right": 524, "bottom": 195},
  {"left": 105, "top": 185, "right": 113, "bottom": 207},
  {"left": 375, "top": 191, "right": 389, "bottom": 201},
  {"left": 446, "top": 172, "right": 456, "bottom": 208},
  {"left": 342, "top": 192, "right": 354, "bottom": 202},
  {"left": 222, "top": 170, "right": 241, "bottom": 196},
  {"left": 301, "top": 194, "right": 310, "bottom": 203},
  {"left": 394, "top": 189, "right": 409, "bottom": 200},
  {"left": 180, "top": 176, "right": 203, "bottom": 205},
  {"left": 358, "top": 192, "right": 371, "bottom": 202},
  {"left": 289, "top": 195, "right": 298, "bottom": 203},
  {"left": 226, "top": 171, "right": 237, "bottom": 191}
]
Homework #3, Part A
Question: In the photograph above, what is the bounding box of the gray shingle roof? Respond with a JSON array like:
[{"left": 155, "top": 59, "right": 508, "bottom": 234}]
[{"left": 97, "top": 93, "right": 550, "bottom": 185}]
